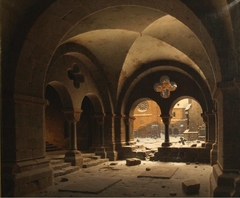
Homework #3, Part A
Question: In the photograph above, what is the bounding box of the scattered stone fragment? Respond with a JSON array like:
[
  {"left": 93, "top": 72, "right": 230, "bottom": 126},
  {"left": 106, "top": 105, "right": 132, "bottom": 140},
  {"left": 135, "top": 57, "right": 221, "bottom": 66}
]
[
  {"left": 195, "top": 162, "right": 199, "bottom": 164},
  {"left": 162, "top": 185, "right": 166, "bottom": 188},
  {"left": 195, "top": 166, "right": 198, "bottom": 168},
  {"left": 169, "top": 192, "right": 177, "bottom": 196},
  {"left": 110, "top": 162, "right": 118, "bottom": 166},
  {"left": 126, "top": 158, "right": 141, "bottom": 166},
  {"left": 146, "top": 167, "right": 151, "bottom": 171},
  {"left": 186, "top": 162, "right": 190, "bottom": 165},
  {"left": 60, "top": 177, "right": 68, "bottom": 182},
  {"left": 182, "top": 179, "right": 200, "bottom": 194}
]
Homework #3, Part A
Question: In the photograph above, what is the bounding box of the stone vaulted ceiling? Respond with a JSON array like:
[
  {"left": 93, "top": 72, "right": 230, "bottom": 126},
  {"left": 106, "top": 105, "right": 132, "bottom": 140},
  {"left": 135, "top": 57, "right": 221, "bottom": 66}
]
[{"left": 60, "top": 5, "right": 216, "bottom": 102}]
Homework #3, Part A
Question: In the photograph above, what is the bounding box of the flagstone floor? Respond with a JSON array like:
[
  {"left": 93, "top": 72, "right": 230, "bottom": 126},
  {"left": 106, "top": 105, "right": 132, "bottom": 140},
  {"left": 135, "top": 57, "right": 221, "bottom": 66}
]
[{"left": 27, "top": 160, "right": 212, "bottom": 197}]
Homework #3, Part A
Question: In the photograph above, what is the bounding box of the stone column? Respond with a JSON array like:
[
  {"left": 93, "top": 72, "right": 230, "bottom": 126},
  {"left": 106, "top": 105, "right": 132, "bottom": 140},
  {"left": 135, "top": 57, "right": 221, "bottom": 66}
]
[
  {"left": 201, "top": 113, "right": 208, "bottom": 146},
  {"left": 161, "top": 114, "right": 172, "bottom": 147},
  {"left": 104, "top": 114, "right": 118, "bottom": 161},
  {"left": 210, "top": 78, "right": 240, "bottom": 197},
  {"left": 210, "top": 109, "right": 218, "bottom": 166},
  {"left": 2, "top": 94, "right": 53, "bottom": 196},
  {"left": 205, "top": 112, "right": 216, "bottom": 149},
  {"left": 94, "top": 114, "right": 107, "bottom": 158},
  {"left": 124, "top": 116, "right": 136, "bottom": 145},
  {"left": 114, "top": 114, "right": 127, "bottom": 149},
  {"left": 63, "top": 109, "right": 83, "bottom": 167}
]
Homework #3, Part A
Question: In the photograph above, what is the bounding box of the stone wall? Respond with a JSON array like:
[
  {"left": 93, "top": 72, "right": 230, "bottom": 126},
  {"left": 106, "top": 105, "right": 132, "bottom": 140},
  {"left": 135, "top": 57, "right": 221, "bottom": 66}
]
[{"left": 154, "top": 147, "right": 210, "bottom": 163}]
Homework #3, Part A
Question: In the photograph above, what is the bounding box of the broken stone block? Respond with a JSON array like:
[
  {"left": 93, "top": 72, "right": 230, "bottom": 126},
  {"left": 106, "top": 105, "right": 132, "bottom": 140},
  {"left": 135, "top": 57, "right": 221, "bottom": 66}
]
[
  {"left": 146, "top": 167, "right": 151, "bottom": 171},
  {"left": 169, "top": 192, "right": 177, "bottom": 196},
  {"left": 110, "top": 162, "right": 118, "bottom": 166},
  {"left": 182, "top": 179, "right": 200, "bottom": 194},
  {"left": 60, "top": 178, "right": 68, "bottom": 182},
  {"left": 126, "top": 158, "right": 141, "bottom": 166}
]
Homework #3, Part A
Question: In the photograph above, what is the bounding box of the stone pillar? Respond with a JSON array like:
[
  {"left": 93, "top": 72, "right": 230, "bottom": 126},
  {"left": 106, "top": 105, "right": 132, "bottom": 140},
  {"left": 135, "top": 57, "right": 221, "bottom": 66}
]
[
  {"left": 205, "top": 112, "right": 216, "bottom": 149},
  {"left": 114, "top": 114, "right": 127, "bottom": 149},
  {"left": 124, "top": 116, "right": 136, "bottom": 145},
  {"left": 104, "top": 114, "right": 118, "bottom": 161},
  {"left": 210, "top": 78, "right": 240, "bottom": 197},
  {"left": 210, "top": 108, "right": 218, "bottom": 166},
  {"left": 161, "top": 114, "right": 172, "bottom": 147},
  {"left": 63, "top": 109, "right": 83, "bottom": 167},
  {"left": 2, "top": 94, "right": 53, "bottom": 196},
  {"left": 94, "top": 114, "right": 107, "bottom": 158},
  {"left": 201, "top": 113, "right": 208, "bottom": 146}
]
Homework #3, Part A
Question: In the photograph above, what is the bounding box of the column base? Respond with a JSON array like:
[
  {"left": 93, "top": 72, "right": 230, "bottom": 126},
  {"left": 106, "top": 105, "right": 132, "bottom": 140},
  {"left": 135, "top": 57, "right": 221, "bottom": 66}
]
[
  {"left": 95, "top": 147, "right": 107, "bottom": 158},
  {"left": 64, "top": 150, "right": 83, "bottom": 167},
  {"left": 210, "top": 163, "right": 240, "bottom": 197},
  {"left": 162, "top": 142, "right": 172, "bottom": 147},
  {"left": 2, "top": 157, "right": 53, "bottom": 196},
  {"left": 106, "top": 148, "right": 118, "bottom": 161}
]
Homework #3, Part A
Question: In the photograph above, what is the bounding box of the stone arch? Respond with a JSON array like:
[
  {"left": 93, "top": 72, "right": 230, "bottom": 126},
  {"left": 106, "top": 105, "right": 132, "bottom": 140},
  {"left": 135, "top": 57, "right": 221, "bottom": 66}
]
[
  {"left": 8, "top": 0, "right": 222, "bottom": 101},
  {"left": 119, "top": 60, "right": 213, "bottom": 115},
  {"left": 46, "top": 81, "right": 73, "bottom": 109},
  {"left": 170, "top": 96, "right": 204, "bottom": 115},
  {"left": 48, "top": 42, "right": 113, "bottom": 114}
]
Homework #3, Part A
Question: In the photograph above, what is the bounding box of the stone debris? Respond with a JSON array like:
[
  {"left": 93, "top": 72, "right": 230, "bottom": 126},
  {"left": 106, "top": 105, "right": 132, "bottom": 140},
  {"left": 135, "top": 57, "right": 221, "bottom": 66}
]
[
  {"left": 126, "top": 158, "right": 141, "bottom": 166},
  {"left": 146, "top": 167, "right": 151, "bottom": 171},
  {"left": 182, "top": 179, "right": 200, "bottom": 194},
  {"left": 110, "top": 162, "right": 118, "bottom": 166},
  {"left": 60, "top": 178, "right": 68, "bottom": 182},
  {"left": 169, "top": 192, "right": 177, "bottom": 196}
]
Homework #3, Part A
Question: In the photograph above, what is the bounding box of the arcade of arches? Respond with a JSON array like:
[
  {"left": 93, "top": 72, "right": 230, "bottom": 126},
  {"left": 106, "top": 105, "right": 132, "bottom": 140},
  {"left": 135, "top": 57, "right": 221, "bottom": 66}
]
[{"left": 2, "top": 0, "right": 240, "bottom": 196}]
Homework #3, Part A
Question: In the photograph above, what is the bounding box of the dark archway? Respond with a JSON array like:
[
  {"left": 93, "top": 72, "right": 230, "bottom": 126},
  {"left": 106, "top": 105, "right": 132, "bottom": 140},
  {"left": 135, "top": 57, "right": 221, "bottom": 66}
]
[
  {"left": 78, "top": 96, "right": 95, "bottom": 152},
  {"left": 45, "top": 84, "right": 69, "bottom": 150}
]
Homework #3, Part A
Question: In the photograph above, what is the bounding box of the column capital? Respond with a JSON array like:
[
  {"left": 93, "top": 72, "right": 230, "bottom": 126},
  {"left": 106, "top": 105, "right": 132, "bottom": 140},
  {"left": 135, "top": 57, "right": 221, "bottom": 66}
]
[
  {"left": 123, "top": 116, "right": 136, "bottom": 125},
  {"left": 62, "top": 109, "right": 82, "bottom": 122},
  {"left": 160, "top": 114, "right": 172, "bottom": 125}
]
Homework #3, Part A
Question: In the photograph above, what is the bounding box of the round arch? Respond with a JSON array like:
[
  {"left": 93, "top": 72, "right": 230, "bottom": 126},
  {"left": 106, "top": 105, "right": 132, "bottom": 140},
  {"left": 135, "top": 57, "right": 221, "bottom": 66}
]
[
  {"left": 119, "top": 61, "right": 214, "bottom": 116},
  {"left": 46, "top": 81, "right": 73, "bottom": 109}
]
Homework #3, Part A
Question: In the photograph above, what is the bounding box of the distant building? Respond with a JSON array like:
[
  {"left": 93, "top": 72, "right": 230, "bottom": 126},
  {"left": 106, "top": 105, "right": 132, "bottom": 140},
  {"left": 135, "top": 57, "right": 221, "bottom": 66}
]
[{"left": 133, "top": 99, "right": 206, "bottom": 138}]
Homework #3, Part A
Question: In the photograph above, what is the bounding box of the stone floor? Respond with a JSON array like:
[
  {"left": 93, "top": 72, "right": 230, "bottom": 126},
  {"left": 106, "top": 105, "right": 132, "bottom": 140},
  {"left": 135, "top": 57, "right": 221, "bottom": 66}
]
[{"left": 27, "top": 160, "right": 212, "bottom": 197}]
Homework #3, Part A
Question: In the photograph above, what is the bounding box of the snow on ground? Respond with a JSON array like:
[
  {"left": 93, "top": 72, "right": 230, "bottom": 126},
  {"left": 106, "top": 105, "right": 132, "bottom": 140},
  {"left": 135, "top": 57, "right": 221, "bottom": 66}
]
[{"left": 135, "top": 135, "right": 205, "bottom": 150}]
